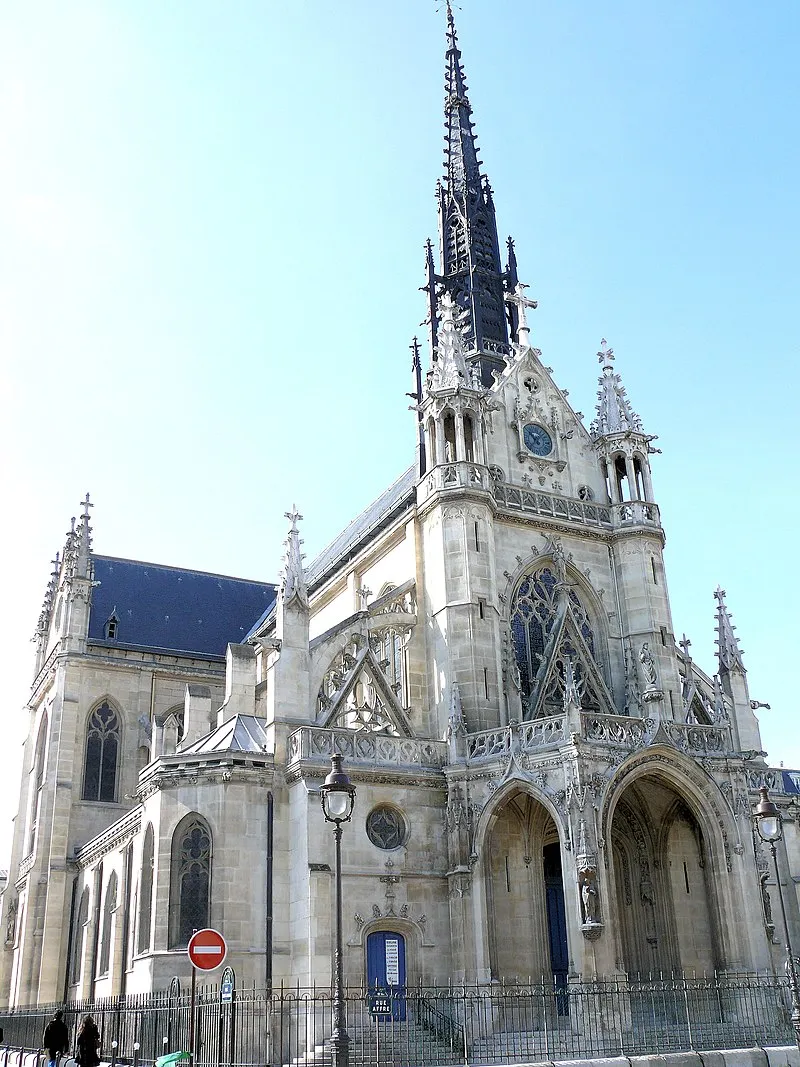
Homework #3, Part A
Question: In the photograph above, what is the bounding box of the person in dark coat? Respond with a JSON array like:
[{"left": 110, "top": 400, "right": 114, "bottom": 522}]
[
  {"left": 75, "top": 1016, "right": 100, "bottom": 1067},
  {"left": 43, "top": 1010, "right": 69, "bottom": 1067}
]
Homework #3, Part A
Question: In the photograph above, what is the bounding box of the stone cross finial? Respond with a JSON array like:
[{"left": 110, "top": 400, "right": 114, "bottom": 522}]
[
  {"left": 714, "top": 586, "right": 727, "bottom": 605},
  {"left": 285, "top": 505, "right": 303, "bottom": 530},
  {"left": 597, "top": 338, "right": 615, "bottom": 366},
  {"left": 679, "top": 634, "right": 692, "bottom": 658},
  {"left": 504, "top": 282, "right": 538, "bottom": 347},
  {"left": 81, "top": 492, "right": 93, "bottom": 519}
]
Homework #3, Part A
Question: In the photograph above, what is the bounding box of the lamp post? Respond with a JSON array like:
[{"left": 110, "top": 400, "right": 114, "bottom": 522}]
[
  {"left": 320, "top": 754, "right": 356, "bottom": 1067},
  {"left": 753, "top": 786, "right": 800, "bottom": 1048}
]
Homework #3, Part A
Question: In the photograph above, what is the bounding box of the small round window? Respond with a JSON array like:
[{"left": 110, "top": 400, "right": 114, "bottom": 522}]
[{"left": 366, "top": 806, "right": 406, "bottom": 850}]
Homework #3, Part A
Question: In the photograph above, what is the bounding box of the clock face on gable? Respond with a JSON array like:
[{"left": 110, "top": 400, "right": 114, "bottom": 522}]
[{"left": 523, "top": 423, "right": 553, "bottom": 457}]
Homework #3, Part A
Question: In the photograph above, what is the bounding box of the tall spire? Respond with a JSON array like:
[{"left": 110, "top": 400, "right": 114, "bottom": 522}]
[
  {"left": 590, "top": 340, "right": 644, "bottom": 436},
  {"left": 714, "top": 586, "right": 746, "bottom": 674},
  {"left": 434, "top": 3, "right": 511, "bottom": 386}
]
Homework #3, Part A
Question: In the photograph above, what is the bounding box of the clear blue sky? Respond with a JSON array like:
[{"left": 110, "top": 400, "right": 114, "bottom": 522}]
[{"left": 2, "top": 1, "right": 798, "bottom": 864}]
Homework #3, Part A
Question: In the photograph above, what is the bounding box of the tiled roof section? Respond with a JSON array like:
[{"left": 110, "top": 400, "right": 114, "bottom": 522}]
[
  {"left": 180, "top": 714, "right": 270, "bottom": 755},
  {"left": 306, "top": 466, "right": 416, "bottom": 586},
  {"left": 245, "top": 466, "right": 416, "bottom": 640},
  {"left": 88, "top": 556, "right": 276, "bottom": 659}
]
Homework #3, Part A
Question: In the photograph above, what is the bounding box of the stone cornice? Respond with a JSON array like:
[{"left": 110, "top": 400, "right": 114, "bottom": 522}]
[
  {"left": 74, "top": 807, "right": 142, "bottom": 869},
  {"left": 137, "top": 754, "right": 275, "bottom": 800}
]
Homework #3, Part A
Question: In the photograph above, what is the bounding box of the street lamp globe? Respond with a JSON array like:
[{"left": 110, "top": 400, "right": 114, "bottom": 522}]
[
  {"left": 321, "top": 753, "right": 356, "bottom": 823},
  {"left": 753, "top": 786, "right": 782, "bottom": 843}
]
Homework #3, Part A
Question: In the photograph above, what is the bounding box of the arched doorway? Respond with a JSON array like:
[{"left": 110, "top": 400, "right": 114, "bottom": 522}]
[
  {"left": 366, "top": 931, "right": 406, "bottom": 1020},
  {"left": 611, "top": 776, "right": 719, "bottom": 977},
  {"left": 486, "top": 790, "right": 568, "bottom": 983}
]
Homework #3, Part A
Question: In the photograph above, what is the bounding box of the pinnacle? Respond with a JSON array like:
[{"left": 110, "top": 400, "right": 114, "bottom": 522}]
[
  {"left": 714, "top": 586, "right": 746, "bottom": 674},
  {"left": 280, "top": 505, "right": 308, "bottom": 608},
  {"left": 590, "top": 340, "right": 644, "bottom": 437}
]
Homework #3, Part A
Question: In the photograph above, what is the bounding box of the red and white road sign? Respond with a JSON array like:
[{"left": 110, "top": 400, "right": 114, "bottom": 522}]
[{"left": 188, "top": 928, "right": 227, "bottom": 971}]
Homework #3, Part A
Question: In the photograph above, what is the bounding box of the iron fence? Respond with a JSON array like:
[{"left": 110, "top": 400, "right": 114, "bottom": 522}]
[{"left": 0, "top": 973, "right": 795, "bottom": 1067}]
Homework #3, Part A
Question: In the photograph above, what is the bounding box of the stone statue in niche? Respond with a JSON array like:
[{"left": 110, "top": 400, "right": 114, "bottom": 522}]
[
  {"left": 5, "top": 898, "right": 16, "bottom": 945},
  {"left": 760, "top": 873, "right": 776, "bottom": 941},
  {"left": 639, "top": 642, "right": 664, "bottom": 701},
  {"left": 579, "top": 866, "right": 602, "bottom": 939}
]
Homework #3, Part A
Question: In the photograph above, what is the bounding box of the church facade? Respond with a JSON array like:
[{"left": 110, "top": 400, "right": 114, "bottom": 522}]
[{"left": 2, "top": 6, "right": 797, "bottom": 1009}]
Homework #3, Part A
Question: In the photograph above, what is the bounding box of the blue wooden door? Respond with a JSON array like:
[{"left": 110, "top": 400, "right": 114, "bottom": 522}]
[
  {"left": 543, "top": 842, "right": 569, "bottom": 1015},
  {"left": 366, "top": 932, "right": 406, "bottom": 1020}
]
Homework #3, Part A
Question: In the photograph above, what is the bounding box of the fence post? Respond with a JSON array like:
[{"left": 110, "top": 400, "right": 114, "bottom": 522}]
[
  {"left": 132, "top": 1042, "right": 139, "bottom": 1067},
  {"left": 110, "top": 1039, "right": 117, "bottom": 1067}
]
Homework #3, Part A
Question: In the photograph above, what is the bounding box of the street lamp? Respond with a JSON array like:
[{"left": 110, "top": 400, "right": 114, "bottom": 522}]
[
  {"left": 320, "top": 754, "right": 356, "bottom": 1067},
  {"left": 753, "top": 786, "right": 800, "bottom": 1048}
]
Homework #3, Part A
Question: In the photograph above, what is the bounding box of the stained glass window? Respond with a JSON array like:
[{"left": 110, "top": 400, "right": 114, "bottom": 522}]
[
  {"left": 83, "top": 702, "right": 120, "bottom": 802},
  {"left": 511, "top": 566, "right": 596, "bottom": 718},
  {"left": 137, "top": 825, "right": 154, "bottom": 954},
  {"left": 170, "top": 817, "right": 211, "bottom": 948},
  {"left": 366, "top": 806, "right": 406, "bottom": 850}
]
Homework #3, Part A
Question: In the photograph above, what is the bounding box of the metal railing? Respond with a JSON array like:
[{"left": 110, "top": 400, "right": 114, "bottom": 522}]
[{"left": 0, "top": 973, "right": 796, "bottom": 1067}]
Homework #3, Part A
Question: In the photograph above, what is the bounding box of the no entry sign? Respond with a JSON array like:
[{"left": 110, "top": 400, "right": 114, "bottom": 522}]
[{"left": 188, "top": 928, "right": 227, "bottom": 971}]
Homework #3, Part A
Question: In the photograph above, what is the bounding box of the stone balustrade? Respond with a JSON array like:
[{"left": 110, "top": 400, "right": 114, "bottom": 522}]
[
  {"left": 466, "top": 715, "right": 566, "bottom": 761},
  {"left": 611, "top": 500, "right": 661, "bottom": 528},
  {"left": 287, "top": 726, "right": 448, "bottom": 769},
  {"left": 583, "top": 713, "right": 656, "bottom": 747},
  {"left": 492, "top": 483, "right": 612, "bottom": 528}
]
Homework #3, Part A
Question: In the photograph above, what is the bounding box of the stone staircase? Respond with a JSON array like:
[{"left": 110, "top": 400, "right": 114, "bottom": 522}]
[{"left": 283, "top": 1016, "right": 464, "bottom": 1067}]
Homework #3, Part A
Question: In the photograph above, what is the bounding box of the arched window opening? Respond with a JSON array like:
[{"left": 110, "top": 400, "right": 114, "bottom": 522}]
[
  {"left": 83, "top": 702, "right": 120, "bottom": 803},
  {"left": 511, "top": 566, "right": 597, "bottom": 718},
  {"left": 426, "top": 417, "right": 437, "bottom": 467},
  {"left": 170, "top": 816, "right": 211, "bottom": 948},
  {"left": 28, "top": 713, "right": 48, "bottom": 852},
  {"left": 463, "top": 414, "right": 475, "bottom": 463},
  {"left": 137, "top": 825, "right": 154, "bottom": 954},
  {"left": 70, "top": 887, "right": 89, "bottom": 985},
  {"left": 614, "top": 456, "right": 630, "bottom": 502},
  {"left": 633, "top": 455, "right": 650, "bottom": 502},
  {"left": 98, "top": 871, "right": 117, "bottom": 976},
  {"left": 443, "top": 412, "right": 457, "bottom": 463}
]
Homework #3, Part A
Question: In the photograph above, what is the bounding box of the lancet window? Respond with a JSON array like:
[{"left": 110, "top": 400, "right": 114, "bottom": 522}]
[
  {"left": 28, "top": 713, "right": 48, "bottom": 852},
  {"left": 70, "top": 888, "right": 89, "bottom": 985},
  {"left": 369, "top": 628, "right": 410, "bottom": 708},
  {"left": 83, "top": 701, "right": 120, "bottom": 803},
  {"left": 137, "top": 825, "right": 154, "bottom": 954},
  {"left": 511, "top": 566, "right": 597, "bottom": 716},
  {"left": 170, "top": 816, "right": 211, "bottom": 948},
  {"left": 98, "top": 871, "right": 117, "bottom": 976}
]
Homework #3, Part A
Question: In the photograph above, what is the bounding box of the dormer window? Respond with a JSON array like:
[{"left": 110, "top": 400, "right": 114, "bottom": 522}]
[{"left": 104, "top": 610, "right": 120, "bottom": 641}]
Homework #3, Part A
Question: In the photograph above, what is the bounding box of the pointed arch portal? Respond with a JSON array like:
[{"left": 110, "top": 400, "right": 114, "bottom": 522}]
[
  {"left": 611, "top": 774, "right": 720, "bottom": 976},
  {"left": 486, "top": 790, "right": 568, "bottom": 990}
]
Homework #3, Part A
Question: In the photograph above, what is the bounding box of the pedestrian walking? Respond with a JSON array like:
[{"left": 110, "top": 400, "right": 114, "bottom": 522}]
[
  {"left": 75, "top": 1016, "right": 100, "bottom": 1067},
  {"left": 43, "top": 1010, "right": 69, "bottom": 1067}
]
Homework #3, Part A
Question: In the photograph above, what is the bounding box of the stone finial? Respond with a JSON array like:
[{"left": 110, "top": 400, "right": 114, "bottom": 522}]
[
  {"left": 504, "top": 282, "right": 537, "bottom": 348},
  {"left": 279, "top": 506, "right": 308, "bottom": 609},
  {"left": 431, "top": 292, "right": 469, "bottom": 390},
  {"left": 74, "top": 492, "right": 94, "bottom": 579},
  {"left": 714, "top": 586, "right": 746, "bottom": 674},
  {"left": 590, "top": 341, "right": 644, "bottom": 437}
]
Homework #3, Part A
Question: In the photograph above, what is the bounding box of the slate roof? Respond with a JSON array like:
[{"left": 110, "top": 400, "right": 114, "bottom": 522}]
[
  {"left": 180, "top": 714, "right": 270, "bottom": 755},
  {"left": 246, "top": 466, "right": 417, "bottom": 639},
  {"left": 88, "top": 556, "right": 276, "bottom": 659},
  {"left": 305, "top": 465, "right": 416, "bottom": 587}
]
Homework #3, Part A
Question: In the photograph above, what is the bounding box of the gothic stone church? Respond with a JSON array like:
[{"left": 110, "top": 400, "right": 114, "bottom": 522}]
[{"left": 2, "top": 7, "right": 797, "bottom": 1009}]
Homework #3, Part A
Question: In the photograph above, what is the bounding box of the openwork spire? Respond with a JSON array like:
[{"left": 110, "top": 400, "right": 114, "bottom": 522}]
[
  {"left": 590, "top": 340, "right": 644, "bottom": 436},
  {"left": 433, "top": 2, "right": 510, "bottom": 386},
  {"left": 280, "top": 506, "right": 308, "bottom": 608},
  {"left": 714, "top": 586, "right": 746, "bottom": 674},
  {"left": 444, "top": 2, "right": 481, "bottom": 199}
]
